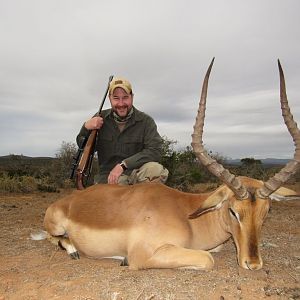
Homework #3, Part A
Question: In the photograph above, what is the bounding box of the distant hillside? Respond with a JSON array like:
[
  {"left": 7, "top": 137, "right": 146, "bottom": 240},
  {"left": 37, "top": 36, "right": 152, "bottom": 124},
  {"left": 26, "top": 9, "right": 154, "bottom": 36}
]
[
  {"left": 0, "top": 155, "right": 54, "bottom": 160},
  {"left": 0, "top": 155, "right": 290, "bottom": 167},
  {"left": 226, "top": 158, "right": 290, "bottom": 166},
  {"left": 0, "top": 155, "right": 55, "bottom": 167}
]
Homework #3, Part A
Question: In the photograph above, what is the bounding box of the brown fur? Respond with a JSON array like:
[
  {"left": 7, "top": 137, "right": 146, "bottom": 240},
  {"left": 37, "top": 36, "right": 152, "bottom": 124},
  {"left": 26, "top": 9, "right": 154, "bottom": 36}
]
[{"left": 43, "top": 176, "right": 296, "bottom": 271}]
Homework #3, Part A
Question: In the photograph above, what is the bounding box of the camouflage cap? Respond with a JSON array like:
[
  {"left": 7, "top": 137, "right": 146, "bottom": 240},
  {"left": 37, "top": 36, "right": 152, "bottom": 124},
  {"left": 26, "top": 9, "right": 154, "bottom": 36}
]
[{"left": 109, "top": 77, "right": 132, "bottom": 94}]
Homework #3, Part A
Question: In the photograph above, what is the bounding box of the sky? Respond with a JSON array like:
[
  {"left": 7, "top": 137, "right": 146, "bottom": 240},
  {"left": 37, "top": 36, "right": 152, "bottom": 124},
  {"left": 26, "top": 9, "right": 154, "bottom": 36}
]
[{"left": 0, "top": 0, "right": 299, "bottom": 159}]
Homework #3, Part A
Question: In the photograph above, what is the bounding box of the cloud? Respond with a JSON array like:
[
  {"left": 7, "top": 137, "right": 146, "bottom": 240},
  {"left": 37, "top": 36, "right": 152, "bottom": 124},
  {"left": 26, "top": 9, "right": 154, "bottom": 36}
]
[{"left": 0, "top": 0, "right": 299, "bottom": 158}]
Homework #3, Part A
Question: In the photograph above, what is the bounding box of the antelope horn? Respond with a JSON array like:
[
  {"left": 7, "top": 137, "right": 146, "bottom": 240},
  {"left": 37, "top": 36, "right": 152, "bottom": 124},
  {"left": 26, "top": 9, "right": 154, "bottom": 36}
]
[
  {"left": 191, "top": 58, "right": 249, "bottom": 200},
  {"left": 257, "top": 60, "right": 300, "bottom": 198}
]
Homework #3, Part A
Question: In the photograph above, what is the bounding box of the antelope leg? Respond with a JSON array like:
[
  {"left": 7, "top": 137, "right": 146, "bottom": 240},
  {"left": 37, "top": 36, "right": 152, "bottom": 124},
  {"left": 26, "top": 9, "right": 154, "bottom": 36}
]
[{"left": 135, "top": 244, "right": 214, "bottom": 270}]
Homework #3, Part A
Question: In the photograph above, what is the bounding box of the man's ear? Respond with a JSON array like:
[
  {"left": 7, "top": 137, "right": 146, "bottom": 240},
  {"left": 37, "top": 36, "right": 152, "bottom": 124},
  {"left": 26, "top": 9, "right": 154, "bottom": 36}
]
[{"left": 189, "top": 185, "right": 232, "bottom": 219}]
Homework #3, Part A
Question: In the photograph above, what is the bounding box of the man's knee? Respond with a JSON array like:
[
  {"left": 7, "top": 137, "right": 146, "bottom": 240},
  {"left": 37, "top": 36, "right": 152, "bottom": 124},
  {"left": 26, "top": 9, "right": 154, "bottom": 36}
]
[{"left": 131, "top": 162, "right": 169, "bottom": 184}]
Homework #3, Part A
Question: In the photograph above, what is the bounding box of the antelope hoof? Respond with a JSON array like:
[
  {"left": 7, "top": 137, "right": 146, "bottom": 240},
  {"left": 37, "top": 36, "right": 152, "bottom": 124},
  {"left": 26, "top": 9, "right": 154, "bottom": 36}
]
[
  {"left": 120, "top": 257, "right": 129, "bottom": 266},
  {"left": 70, "top": 251, "right": 80, "bottom": 260}
]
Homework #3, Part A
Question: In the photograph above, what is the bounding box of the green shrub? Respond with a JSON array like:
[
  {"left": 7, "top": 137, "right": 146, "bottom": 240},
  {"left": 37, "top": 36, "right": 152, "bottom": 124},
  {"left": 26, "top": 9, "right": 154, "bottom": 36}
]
[
  {"left": 1, "top": 139, "right": 299, "bottom": 193},
  {"left": 0, "top": 173, "right": 20, "bottom": 192},
  {"left": 0, "top": 173, "right": 60, "bottom": 193},
  {"left": 0, "top": 174, "right": 38, "bottom": 193},
  {"left": 19, "top": 176, "right": 38, "bottom": 193}
]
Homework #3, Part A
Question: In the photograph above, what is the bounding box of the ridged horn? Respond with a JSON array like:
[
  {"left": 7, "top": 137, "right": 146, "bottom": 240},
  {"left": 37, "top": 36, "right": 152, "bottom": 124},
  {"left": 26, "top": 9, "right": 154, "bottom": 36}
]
[
  {"left": 257, "top": 60, "right": 300, "bottom": 198},
  {"left": 191, "top": 58, "right": 249, "bottom": 200}
]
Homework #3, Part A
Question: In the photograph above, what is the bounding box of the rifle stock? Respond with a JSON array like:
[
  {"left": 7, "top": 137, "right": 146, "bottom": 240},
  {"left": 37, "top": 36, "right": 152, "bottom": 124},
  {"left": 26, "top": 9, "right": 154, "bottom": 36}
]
[{"left": 75, "top": 130, "right": 97, "bottom": 190}]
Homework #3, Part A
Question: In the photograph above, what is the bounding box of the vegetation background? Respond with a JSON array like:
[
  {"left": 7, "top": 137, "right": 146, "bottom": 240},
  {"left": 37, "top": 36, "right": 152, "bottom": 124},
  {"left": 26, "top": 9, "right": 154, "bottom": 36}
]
[{"left": 0, "top": 138, "right": 298, "bottom": 193}]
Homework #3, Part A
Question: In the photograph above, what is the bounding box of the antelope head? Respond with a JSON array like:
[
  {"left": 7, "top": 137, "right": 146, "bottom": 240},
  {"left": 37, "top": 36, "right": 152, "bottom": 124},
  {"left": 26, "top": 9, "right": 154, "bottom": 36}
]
[{"left": 190, "top": 58, "right": 300, "bottom": 270}]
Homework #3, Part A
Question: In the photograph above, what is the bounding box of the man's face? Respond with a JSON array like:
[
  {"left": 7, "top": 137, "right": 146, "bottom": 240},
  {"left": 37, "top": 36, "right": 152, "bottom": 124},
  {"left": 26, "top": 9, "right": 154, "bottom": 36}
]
[{"left": 109, "top": 87, "right": 133, "bottom": 118}]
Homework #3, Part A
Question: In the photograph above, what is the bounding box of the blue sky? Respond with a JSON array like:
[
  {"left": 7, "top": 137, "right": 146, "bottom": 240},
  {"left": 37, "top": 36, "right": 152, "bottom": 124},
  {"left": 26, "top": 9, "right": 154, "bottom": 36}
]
[{"left": 1, "top": 0, "right": 299, "bottom": 159}]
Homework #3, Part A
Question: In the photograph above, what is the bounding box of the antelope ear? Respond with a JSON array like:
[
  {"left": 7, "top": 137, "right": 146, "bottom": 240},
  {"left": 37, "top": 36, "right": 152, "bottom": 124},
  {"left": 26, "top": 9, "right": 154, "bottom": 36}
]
[
  {"left": 269, "top": 187, "right": 300, "bottom": 201},
  {"left": 189, "top": 185, "right": 232, "bottom": 219}
]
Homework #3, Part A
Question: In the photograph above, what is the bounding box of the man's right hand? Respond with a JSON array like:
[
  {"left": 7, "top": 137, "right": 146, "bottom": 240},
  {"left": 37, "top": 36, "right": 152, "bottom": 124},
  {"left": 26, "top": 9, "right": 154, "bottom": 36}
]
[{"left": 84, "top": 116, "right": 104, "bottom": 130}]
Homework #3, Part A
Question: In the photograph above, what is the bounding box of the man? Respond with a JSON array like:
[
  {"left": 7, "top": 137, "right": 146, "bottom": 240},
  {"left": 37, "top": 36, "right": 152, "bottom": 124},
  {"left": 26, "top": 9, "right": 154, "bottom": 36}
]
[{"left": 76, "top": 77, "right": 168, "bottom": 185}]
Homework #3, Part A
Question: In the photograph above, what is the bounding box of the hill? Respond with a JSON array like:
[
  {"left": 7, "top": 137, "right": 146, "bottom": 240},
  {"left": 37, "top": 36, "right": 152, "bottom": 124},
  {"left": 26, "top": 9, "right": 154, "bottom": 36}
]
[
  {"left": 225, "top": 158, "right": 289, "bottom": 166},
  {"left": 0, "top": 155, "right": 54, "bottom": 165},
  {"left": 0, "top": 155, "right": 290, "bottom": 170}
]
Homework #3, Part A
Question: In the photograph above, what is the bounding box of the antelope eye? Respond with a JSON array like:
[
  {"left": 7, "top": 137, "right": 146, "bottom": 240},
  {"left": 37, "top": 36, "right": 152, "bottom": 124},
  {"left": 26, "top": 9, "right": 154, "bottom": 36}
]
[{"left": 229, "top": 208, "right": 239, "bottom": 221}]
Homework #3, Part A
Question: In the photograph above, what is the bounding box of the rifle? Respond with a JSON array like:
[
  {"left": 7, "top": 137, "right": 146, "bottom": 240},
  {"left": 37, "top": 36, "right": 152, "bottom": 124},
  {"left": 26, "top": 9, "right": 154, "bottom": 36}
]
[{"left": 70, "top": 75, "right": 114, "bottom": 189}]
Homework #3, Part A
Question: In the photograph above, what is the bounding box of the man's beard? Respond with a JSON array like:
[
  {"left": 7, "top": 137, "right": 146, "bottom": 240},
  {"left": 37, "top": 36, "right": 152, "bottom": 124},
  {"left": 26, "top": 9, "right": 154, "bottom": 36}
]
[
  {"left": 114, "top": 105, "right": 129, "bottom": 117},
  {"left": 112, "top": 106, "right": 134, "bottom": 122}
]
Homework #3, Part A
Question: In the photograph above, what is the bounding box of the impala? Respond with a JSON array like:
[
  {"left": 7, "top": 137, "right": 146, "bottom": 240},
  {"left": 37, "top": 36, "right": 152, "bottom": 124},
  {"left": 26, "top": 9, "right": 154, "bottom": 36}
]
[{"left": 35, "top": 59, "right": 300, "bottom": 270}]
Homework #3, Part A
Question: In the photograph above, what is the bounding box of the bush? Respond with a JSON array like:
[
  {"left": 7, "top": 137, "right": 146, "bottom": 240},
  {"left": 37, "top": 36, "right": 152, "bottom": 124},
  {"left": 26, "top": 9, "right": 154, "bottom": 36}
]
[
  {"left": 161, "top": 142, "right": 224, "bottom": 191},
  {"left": 19, "top": 176, "right": 38, "bottom": 193},
  {"left": 0, "top": 174, "right": 38, "bottom": 193},
  {"left": 0, "top": 173, "right": 20, "bottom": 192}
]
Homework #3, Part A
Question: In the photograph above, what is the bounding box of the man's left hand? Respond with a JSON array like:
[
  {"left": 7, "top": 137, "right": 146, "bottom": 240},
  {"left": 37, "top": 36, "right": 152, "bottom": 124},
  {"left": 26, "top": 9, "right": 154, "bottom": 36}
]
[{"left": 108, "top": 164, "right": 124, "bottom": 184}]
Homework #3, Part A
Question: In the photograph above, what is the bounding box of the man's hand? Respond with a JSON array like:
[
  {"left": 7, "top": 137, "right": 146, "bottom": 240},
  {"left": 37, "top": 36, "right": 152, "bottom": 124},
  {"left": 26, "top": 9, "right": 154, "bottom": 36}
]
[
  {"left": 108, "top": 164, "right": 124, "bottom": 184},
  {"left": 84, "top": 116, "right": 104, "bottom": 130}
]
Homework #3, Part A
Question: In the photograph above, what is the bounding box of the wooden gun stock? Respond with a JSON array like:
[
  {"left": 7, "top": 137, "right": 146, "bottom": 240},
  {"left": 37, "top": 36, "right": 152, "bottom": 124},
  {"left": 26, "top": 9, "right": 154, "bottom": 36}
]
[
  {"left": 72, "top": 75, "right": 113, "bottom": 190},
  {"left": 75, "top": 130, "right": 97, "bottom": 190}
]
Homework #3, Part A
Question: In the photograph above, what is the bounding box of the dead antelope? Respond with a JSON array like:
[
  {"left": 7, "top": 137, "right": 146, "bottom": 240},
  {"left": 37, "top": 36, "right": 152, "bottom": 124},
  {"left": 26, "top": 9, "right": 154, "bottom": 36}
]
[{"left": 35, "top": 59, "right": 300, "bottom": 271}]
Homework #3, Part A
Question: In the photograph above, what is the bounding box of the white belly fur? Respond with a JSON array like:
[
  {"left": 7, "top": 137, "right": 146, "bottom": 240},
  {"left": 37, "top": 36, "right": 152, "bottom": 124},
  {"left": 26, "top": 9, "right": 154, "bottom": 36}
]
[{"left": 67, "top": 222, "right": 128, "bottom": 258}]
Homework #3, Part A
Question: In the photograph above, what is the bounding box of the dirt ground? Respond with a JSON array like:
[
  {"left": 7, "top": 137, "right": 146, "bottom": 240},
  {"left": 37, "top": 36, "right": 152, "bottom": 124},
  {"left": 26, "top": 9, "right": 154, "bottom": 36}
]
[{"left": 0, "top": 185, "right": 299, "bottom": 300}]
